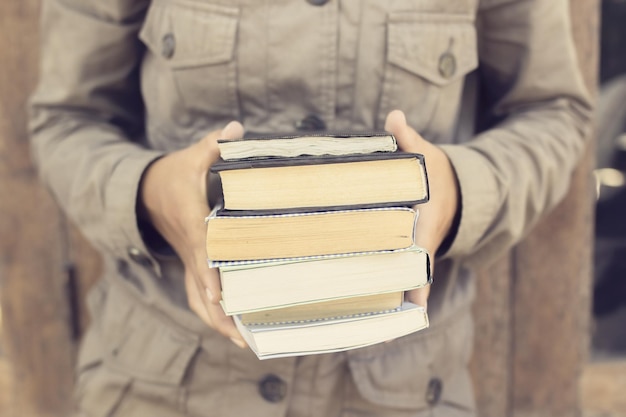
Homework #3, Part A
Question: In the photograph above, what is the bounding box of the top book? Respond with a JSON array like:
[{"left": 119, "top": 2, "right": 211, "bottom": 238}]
[
  {"left": 217, "top": 132, "right": 398, "bottom": 160},
  {"left": 212, "top": 132, "right": 429, "bottom": 212}
]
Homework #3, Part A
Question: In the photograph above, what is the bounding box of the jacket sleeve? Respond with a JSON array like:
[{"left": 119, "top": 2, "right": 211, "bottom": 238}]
[
  {"left": 439, "top": 0, "right": 594, "bottom": 267},
  {"left": 29, "top": 0, "right": 164, "bottom": 261}
]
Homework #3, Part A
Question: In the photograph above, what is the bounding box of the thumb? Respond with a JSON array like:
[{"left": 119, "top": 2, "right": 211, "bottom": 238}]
[
  {"left": 200, "top": 121, "right": 245, "bottom": 169},
  {"left": 221, "top": 121, "right": 245, "bottom": 141},
  {"left": 407, "top": 286, "right": 430, "bottom": 310},
  {"left": 384, "top": 110, "right": 423, "bottom": 153},
  {"left": 384, "top": 109, "right": 408, "bottom": 133}
]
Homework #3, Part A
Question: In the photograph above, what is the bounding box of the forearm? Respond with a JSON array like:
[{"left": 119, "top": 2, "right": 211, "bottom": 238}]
[
  {"left": 439, "top": 0, "right": 593, "bottom": 266},
  {"left": 441, "top": 96, "right": 592, "bottom": 266}
]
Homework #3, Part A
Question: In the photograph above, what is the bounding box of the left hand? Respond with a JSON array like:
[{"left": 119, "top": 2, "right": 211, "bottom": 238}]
[
  {"left": 139, "top": 121, "right": 247, "bottom": 347},
  {"left": 384, "top": 110, "right": 460, "bottom": 309}
]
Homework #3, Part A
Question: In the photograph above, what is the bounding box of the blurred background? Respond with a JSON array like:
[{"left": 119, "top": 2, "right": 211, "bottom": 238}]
[{"left": 0, "top": 1, "right": 624, "bottom": 417}]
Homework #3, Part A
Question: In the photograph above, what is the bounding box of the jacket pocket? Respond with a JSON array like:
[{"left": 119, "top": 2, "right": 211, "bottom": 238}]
[
  {"left": 378, "top": 12, "right": 478, "bottom": 136},
  {"left": 99, "top": 283, "right": 200, "bottom": 385},
  {"left": 346, "top": 308, "right": 475, "bottom": 415},
  {"left": 139, "top": 0, "right": 240, "bottom": 128},
  {"left": 75, "top": 280, "right": 200, "bottom": 416},
  {"left": 75, "top": 360, "right": 132, "bottom": 417}
]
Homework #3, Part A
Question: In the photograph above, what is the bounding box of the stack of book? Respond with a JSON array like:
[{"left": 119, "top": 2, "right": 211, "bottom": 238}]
[{"left": 206, "top": 133, "right": 432, "bottom": 359}]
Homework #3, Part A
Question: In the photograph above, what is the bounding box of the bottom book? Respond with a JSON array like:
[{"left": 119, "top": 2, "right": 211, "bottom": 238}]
[{"left": 235, "top": 302, "right": 429, "bottom": 360}]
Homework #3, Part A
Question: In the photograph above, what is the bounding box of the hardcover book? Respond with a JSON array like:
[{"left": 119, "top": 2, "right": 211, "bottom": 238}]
[
  {"left": 212, "top": 152, "right": 428, "bottom": 212},
  {"left": 239, "top": 292, "right": 404, "bottom": 325},
  {"left": 214, "top": 246, "right": 431, "bottom": 315},
  {"left": 205, "top": 206, "right": 418, "bottom": 261},
  {"left": 235, "top": 302, "right": 429, "bottom": 360}
]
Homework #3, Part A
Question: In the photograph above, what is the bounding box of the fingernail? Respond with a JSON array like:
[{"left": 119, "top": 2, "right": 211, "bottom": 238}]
[
  {"left": 230, "top": 337, "right": 246, "bottom": 349},
  {"left": 205, "top": 288, "right": 214, "bottom": 302}
]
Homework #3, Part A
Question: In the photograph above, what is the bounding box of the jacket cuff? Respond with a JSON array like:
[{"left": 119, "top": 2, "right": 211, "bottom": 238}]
[
  {"left": 105, "top": 149, "right": 166, "bottom": 271},
  {"left": 437, "top": 144, "right": 500, "bottom": 260}
]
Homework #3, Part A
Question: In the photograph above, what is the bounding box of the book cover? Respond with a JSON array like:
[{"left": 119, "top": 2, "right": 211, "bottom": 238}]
[
  {"left": 235, "top": 302, "right": 429, "bottom": 360},
  {"left": 239, "top": 292, "right": 404, "bottom": 325},
  {"left": 205, "top": 206, "right": 419, "bottom": 261},
  {"left": 215, "top": 246, "right": 431, "bottom": 315},
  {"left": 211, "top": 152, "right": 429, "bottom": 212}
]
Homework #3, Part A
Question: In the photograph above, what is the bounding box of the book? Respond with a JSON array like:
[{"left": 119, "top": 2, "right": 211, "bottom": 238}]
[
  {"left": 216, "top": 246, "right": 430, "bottom": 314},
  {"left": 240, "top": 292, "right": 403, "bottom": 325},
  {"left": 217, "top": 132, "right": 398, "bottom": 161},
  {"left": 205, "top": 206, "right": 418, "bottom": 261},
  {"left": 235, "top": 302, "right": 429, "bottom": 359},
  {"left": 212, "top": 152, "right": 428, "bottom": 211}
]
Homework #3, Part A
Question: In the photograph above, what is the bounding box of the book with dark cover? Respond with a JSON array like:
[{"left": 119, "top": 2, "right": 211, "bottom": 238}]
[{"left": 211, "top": 152, "right": 429, "bottom": 212}]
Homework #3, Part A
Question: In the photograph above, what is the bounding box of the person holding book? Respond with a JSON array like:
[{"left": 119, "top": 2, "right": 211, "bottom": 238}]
[{"left": 29, "top": 1, "right": 592, "bottom": 416}]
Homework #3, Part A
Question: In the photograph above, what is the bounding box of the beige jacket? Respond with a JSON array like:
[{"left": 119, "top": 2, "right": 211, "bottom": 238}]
[{"left": 29, "top": 0, "right": 592, "bottom": 416}]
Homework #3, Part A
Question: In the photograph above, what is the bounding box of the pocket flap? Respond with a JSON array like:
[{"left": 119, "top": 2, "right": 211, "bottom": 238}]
[
  {"left": 79, "top": 366, "right": 132, "bottom": 417},
  {"left": 101, "top": 284, "right": 200, "bottom": 385},
  {"left": 347, "top": 331, "right": 437, "bottom": 409},
  {"left": 387, "top": 13, "right": 478, "bottom": 86},
  {"left": 346, "top": 310, "right": 473, "bottom": 410},
  {"left": 140, "top": 0, "right": 239, "bottom": 69}
]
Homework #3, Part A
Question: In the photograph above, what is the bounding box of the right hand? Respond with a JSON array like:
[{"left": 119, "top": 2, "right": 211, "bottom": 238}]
[{"left": 139, "top": 121, "right": 247, "bottom": 348}]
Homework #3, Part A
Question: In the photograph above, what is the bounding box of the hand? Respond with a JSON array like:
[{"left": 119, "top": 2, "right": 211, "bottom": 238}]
[
  {"left": 384, "top": 110, "right": 460, "bottom": 309},
  {"left": 139, "top": 121, "right": 247, "bottom": 348}
]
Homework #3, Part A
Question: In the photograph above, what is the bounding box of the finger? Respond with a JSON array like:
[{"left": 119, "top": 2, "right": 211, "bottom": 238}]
[
  {"left": 384, "top": 110, "right": 424, "bottom": 153},
  {"left": 197, "top": 121, "right": 245, "bottom": 171},
  {"left": 205, "top": 301, "right": 247, "bottom": 348},
  {"left": 192, "top": 274, "right": 247, "bottom": 347},
  {"left": 187, "top": 270, "right": 247, "bottom": 348},
  {"left": 406, "top": 286, "right": 431, "bottom": 310},
  {"left": 185, "top": 271, "right": 214, "bottom": 326},
  {"left": 186, "top": 244, "right": 222, "bottom": 304},
  {"left": 196, "top": 258, "right": 222, "bottom": 305},
  {"left": 412, "top": 220, "right": 439, "bottom": 260},
  {"left": 221, "top": 120, "right": 245, "bottom": 141}
]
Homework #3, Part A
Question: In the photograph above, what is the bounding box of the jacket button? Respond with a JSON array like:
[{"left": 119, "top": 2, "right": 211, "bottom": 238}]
[
  {"left": 307, "top": 0, "right": 329, "bottom": 5},
  {"left": 162, "top": 33, "right": 176, "bottom": 59},
  {"left": 127, "top": 246, "right": 154, "bottom": 268},
  {"left": 258, "top": 374, "right": 287, "bottom": 403},
  {"left": 295, "top": 114, "right": 326, "bottom": 131},
  {"left": 438, "top": 51, "right": 456, "bottom": 79},
  {"left": 425, "top": 377, "right": 443, "bottom": 406}
]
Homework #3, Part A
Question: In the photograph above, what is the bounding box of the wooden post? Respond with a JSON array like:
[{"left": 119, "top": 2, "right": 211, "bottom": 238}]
[
  {"left": 471, "top": 1, "right": 599, "bottom": 416},
  {"left": 0, "top": 1, "right": 74, "bottom": 416},
  {"left": 510, "top": 0, "right": 598, "bottom": 416},
  {"left": 0, "top": 1, "right": 101, "bottom": 416},
  {"left": 470, "top": 255, "right": 513, "bottom": 416}
]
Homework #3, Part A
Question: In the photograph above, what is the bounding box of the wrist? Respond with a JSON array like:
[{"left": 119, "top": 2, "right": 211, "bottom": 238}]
[{"left": 136, "top": 155, "right": 175, "bottom": 256}]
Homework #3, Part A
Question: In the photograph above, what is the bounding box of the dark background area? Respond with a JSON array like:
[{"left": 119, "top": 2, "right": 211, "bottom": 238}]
[{"left": 592, "top": 0, "right": 626, "bottom": 356}]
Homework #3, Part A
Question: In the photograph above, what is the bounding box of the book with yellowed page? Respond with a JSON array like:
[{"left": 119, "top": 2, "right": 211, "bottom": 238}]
[
  {"left": 205, "top": 205, "right": 418, "bottom": 262},
  {"left": 211, "top": 151, "right": 428, "bottom": 212},
  {"left": 213, "top": 245, "right": 430, "bottom": 315},
  {"left": 239, "top": 292, "right": 404, "bottom": 325},
  {"left": 234, "top": 301, "right": 429, "bottom": 360}
]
